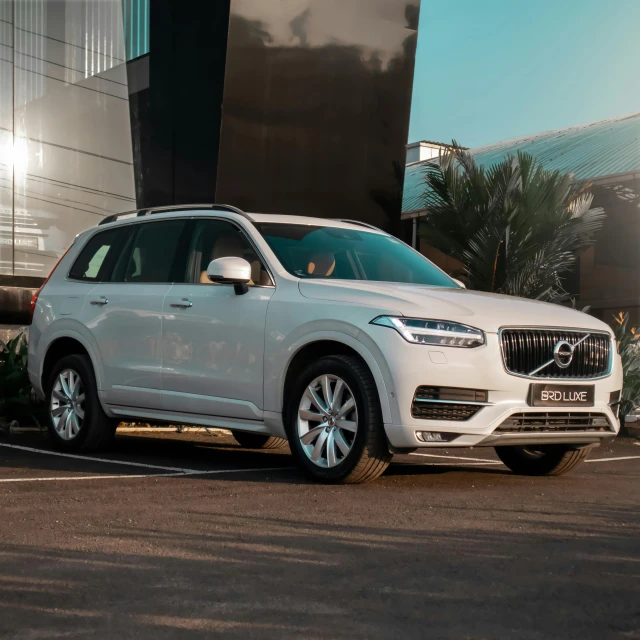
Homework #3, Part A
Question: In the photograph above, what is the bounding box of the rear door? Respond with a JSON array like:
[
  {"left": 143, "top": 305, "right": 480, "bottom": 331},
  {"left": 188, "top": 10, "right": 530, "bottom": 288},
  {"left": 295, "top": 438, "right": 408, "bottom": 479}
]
[
  {"left": 79, "top": 219, "right": 190, "bottom": 409},
  {"left": 161, "top": 218, "right": 275, "bottom": 420}
]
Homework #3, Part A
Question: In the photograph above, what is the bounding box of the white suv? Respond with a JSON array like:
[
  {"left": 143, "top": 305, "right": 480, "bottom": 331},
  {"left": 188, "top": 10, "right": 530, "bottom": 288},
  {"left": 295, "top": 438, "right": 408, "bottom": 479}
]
[{"left": 28, "top": 205, "right": 623, "bottom": 483}]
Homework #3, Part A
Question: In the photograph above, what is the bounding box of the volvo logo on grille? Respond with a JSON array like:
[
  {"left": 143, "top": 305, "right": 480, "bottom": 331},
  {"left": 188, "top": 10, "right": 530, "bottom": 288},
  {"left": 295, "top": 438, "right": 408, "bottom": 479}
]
[
  {"left": 527, "top": 333, "right": 591, "bottom": 376},
  {"left": 553, "top": 340, "right": 575, "bottom": 368}
]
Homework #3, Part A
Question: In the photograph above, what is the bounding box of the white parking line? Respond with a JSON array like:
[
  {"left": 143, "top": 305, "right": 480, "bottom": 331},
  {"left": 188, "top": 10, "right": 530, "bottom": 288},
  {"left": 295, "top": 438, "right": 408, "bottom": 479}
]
[
  {"left": 410, "top": 452, "right": 500, "bottom": 463},
  {"left": 0, "top": 442, "right": 294, "bottom": 483},
  {"left": 0, "top": 466, "right": 294, "bottom": 484},
  {"left": 0, "top": 473, "right": 173, "bottom": 483},
  {"left": 0, "top": 443, "right": 201, "bottom": 473},
  {"left": 397, "top": 461, "right": 503, "bottom": 467},
  {"left": 586, "top": 455, "right": 640, "bottom": 463}
]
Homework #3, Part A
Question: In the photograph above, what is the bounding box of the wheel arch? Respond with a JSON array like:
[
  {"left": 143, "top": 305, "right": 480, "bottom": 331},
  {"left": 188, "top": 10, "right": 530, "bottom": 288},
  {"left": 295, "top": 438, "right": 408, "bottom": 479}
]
[
  {"left": 278, "top": 333, "right": 394, "bottom": 425},
  {"left": 40, "top": 330, "right": 105, "bottom": 399}
]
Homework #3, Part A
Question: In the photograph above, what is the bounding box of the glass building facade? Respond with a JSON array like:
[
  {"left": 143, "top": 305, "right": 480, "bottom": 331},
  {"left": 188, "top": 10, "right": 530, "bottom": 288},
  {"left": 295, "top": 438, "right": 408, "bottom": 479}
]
[
  {"left": 0, "top": 0, "right": 420, "bottom": 321},
  {"left": 0, "top": 0, "right": 151, "bottom": 283}
]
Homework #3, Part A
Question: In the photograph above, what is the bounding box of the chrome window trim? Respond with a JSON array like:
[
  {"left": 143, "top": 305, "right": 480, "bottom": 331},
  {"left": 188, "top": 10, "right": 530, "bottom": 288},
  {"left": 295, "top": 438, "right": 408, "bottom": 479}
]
[{"left": 498, "top": 326, "right": 614, "bottom": 381}]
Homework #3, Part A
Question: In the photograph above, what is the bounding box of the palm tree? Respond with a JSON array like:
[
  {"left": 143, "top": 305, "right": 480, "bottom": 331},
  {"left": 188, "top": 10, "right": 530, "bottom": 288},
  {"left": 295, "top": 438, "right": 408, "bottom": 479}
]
[{"left": 419, "top": 143, "right": 605, "bottom": 302}]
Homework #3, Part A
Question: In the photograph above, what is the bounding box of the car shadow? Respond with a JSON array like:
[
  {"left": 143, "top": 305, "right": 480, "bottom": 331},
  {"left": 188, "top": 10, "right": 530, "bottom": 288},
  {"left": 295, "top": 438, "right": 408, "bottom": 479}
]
[{"left": 0, "top": 432, "right": 518, "bottom": 483}]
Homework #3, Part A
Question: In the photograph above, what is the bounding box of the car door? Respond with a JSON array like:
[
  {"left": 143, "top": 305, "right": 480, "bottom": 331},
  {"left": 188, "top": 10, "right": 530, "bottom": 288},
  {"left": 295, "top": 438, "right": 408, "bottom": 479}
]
[
  {"left": 80, "top": 218, "right": 190, "bottom": 409},
  {"left": 161, "top": 218, "right": 275, "bottom": 420}
]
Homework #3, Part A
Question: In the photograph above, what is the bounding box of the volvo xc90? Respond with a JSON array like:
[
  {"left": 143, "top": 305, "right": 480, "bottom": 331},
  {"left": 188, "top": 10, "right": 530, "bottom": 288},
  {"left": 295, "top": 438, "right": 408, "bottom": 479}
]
[{"left": 28, "top": 205, "right": 623, "bottom": 483}]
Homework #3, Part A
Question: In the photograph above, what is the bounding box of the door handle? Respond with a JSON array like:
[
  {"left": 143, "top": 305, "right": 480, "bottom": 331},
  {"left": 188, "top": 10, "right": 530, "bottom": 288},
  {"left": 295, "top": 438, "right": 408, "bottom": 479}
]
[
  {"left": 90, "top": 296, "right": 109, "bottom": 306},
  {"left": 170, "top": 299, "right": 193, "bottom": 309}
]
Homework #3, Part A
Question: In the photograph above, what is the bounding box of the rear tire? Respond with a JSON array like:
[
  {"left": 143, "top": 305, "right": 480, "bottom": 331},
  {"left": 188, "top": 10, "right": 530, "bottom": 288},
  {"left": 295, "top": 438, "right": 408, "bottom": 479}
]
[
  {"left": 495, "top": 445, "right": 590, "bottom": 476},
  {"left": 232, "top": 432, "right": 288, "bottom": 450},
  {"left": 285, "top": 355, "right": 391, "bottom": 484},
  {"left": 45, "top": 354, "right": 117, "bottom": 452}
]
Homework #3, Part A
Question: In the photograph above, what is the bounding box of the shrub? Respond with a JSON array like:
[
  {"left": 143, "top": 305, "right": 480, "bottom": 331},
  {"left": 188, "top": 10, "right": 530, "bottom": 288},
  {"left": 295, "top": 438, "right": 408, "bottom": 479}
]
[
  {"left": 0, "top": 332, "right": 44, "bottom": 430},
  {"left": 612, "top": 312, "right": 640, "bottom": 426}
]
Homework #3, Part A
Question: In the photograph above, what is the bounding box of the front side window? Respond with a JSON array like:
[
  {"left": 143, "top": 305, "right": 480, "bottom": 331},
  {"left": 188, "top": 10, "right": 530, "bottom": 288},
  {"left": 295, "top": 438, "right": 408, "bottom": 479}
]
[
  {"left": 68, "top": 227, "right": 128, "bottom": 282},
  {"left": 254, "top": 224, "right": 456, "bottom": 287},
  {"left": 111, "top": 220, "right": 188, "bottom": 283},
  {"left": 185, "top": 219, "right": 273, "bottom": 286}
]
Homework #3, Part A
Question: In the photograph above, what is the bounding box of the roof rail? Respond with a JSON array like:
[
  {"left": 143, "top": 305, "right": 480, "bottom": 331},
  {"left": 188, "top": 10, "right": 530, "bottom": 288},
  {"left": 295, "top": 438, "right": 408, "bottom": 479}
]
[
  {"left": 334, "top": 219, "right": 386, "bottom": 233},
  {"left": 98, "top": 204, "right": 252, "bottom": 226}
]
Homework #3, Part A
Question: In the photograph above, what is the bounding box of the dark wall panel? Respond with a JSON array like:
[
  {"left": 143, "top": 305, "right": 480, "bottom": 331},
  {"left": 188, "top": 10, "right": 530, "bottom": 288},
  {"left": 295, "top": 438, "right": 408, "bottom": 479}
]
[
  {"left": 215, "top": 0, "right": 420, "bottom": 237},
  {"left": 137, "top": 0, "right": 231, "bottom": 208}
]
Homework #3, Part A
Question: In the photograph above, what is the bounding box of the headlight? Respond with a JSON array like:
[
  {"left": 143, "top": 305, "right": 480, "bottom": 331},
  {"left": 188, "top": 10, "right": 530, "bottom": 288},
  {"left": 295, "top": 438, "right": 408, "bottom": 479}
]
[{"left": 371, "top": 316, "right": 485, "bottom": 348}]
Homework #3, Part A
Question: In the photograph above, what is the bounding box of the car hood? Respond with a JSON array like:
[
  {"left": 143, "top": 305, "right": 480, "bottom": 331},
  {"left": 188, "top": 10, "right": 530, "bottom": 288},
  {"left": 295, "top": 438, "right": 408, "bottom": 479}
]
[{"left": 298, "top": 281, "right": 612, "bottom": 334}]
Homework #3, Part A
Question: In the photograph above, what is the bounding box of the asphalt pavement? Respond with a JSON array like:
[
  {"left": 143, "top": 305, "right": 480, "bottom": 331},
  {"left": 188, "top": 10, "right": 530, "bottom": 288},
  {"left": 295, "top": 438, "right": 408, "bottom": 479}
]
[{"left": 0, "top": 430, "right": 638, "bottom": 639}]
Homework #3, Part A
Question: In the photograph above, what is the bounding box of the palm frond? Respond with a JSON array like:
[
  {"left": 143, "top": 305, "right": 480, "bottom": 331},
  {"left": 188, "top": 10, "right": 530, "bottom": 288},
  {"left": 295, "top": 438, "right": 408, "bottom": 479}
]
[{"left": 418, "top": 146, "right": 606, "bottom": 302}]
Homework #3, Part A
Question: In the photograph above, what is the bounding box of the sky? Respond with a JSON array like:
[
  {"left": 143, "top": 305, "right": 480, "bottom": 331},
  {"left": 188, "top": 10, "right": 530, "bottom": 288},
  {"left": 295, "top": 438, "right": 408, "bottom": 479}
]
[{"left": 408, "top": 0, "right": 640, "bottom": 149}]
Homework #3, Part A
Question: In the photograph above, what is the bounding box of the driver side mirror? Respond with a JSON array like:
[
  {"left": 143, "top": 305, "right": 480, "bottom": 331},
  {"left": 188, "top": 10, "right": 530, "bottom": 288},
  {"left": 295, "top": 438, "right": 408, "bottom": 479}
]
[{"left": 207, "top": 257, "right": 251, "bottom": 295}]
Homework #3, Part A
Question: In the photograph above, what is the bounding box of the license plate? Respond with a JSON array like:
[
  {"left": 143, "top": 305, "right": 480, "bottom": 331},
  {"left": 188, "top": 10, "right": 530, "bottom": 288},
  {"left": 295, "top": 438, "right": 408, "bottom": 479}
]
[{"left": 529, "top": 384, "right": 595, "bottom": 407}]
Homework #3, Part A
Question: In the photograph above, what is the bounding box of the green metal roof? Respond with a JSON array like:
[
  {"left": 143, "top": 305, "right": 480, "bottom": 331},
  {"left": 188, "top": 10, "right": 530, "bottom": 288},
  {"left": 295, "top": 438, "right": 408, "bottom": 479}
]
[{"left": 403, "top": 112, "right": 640, "bottom": 213}]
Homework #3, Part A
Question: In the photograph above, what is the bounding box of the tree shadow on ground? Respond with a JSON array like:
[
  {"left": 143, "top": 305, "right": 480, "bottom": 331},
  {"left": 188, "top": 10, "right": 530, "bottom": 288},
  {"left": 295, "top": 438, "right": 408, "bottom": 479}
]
[{"left": 0, "top": 503, "right": 638, "bottom": 639}]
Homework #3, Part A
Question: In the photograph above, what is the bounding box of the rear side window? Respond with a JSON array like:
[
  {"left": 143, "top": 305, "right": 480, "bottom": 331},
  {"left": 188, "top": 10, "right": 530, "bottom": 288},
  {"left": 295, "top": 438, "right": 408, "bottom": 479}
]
[
  {"left": 111, "top": 220, "right": 189, "bottom": 283},
  {"left": 68, "top": 227, "right": 128, "bottom": 282}
]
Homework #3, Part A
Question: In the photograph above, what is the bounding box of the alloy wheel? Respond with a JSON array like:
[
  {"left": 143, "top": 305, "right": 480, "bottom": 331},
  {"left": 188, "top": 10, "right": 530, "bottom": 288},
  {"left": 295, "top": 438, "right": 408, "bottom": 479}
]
[
  {"left": 50, "top": 369, "right": 85, "bottom": 440},
  {"left": 297, "top": 374, "right": 358, "bottom": 468}
]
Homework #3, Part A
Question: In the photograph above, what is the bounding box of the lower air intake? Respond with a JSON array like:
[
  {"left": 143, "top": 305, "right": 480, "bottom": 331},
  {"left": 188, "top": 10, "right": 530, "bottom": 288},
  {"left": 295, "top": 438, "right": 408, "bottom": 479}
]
[
  {"left": 411, "top": 386, "right": 488, "bottom": 421},
  {"left": 496, "top": 412, "right": 613, "bottom": 433},
  {"left": 412, "top": 404, "right": 480, "bottom": 421}
]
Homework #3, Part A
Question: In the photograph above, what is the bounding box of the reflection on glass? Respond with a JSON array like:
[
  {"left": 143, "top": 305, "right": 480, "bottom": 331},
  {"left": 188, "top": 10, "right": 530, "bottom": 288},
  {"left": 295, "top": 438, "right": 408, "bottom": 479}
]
[
  {"left": 0, "top": 2, "right": 13, "bottom": 275},
  {"left": 217, "top": 0, "right": 420, "bottom": 235},
  {"left": 5, "top": 0, "right": 141, "bottom": 278}
]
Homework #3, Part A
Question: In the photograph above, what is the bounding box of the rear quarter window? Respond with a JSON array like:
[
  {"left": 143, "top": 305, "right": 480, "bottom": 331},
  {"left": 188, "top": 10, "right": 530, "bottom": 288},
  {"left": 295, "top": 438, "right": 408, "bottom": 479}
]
[{"left": 68, "top": 227, "right": 128, "bottom": 282}]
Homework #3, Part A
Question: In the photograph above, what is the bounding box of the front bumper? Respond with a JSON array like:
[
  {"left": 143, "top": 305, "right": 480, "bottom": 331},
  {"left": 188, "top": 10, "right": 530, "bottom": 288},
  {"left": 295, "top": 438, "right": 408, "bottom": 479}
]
[
  {"left": 386, "top": 416, "right": 619, "bottom": 449},
  {"left": 368, "top": 328, "right": 623, "bottom": 449}
]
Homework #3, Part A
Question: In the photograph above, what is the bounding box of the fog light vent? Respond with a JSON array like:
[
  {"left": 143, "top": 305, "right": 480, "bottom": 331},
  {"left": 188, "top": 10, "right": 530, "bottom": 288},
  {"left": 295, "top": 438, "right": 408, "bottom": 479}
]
[
  {"left": 609, "top": 390, "right": 622, "bottom": 418},
  {"left": 417, "top": 431, "right": 445, "bottom": 442}
]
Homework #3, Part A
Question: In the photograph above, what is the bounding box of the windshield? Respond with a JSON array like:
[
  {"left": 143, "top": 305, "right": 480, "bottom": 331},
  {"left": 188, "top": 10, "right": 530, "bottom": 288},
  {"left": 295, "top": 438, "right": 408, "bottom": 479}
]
[{"left": 254, "top": 223, "right": 457, "bottom": 287}]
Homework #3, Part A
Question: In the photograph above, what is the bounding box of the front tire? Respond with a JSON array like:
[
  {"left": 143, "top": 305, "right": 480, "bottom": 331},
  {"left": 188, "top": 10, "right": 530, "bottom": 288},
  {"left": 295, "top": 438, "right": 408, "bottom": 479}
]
[
  {"left": 495, "top": 445, "right": 590, "bottom": 476},
  {"left": 46, "top": 354, "right": 117, "bottom": 452},
  {"left": 286, "top": 355, "right": 391, "bottom": 484},
  {"left": 232, "top": 432, "right": 288, "bottom": 450}
]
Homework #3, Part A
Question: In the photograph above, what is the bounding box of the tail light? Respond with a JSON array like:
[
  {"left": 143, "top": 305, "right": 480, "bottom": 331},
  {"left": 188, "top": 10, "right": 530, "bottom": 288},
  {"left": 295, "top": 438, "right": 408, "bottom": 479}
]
[
  {"left": 29, "top": 286, "right": 44, "bottom": 325},
  {"left": 29, "top": 245, "right": 73, "bottom": 325}
]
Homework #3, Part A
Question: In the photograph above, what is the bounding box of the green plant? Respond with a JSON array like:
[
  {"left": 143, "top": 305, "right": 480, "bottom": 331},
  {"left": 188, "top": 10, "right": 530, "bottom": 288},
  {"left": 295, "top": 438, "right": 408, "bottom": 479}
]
[
  {"left": 0, "top": 332, "right": 43, "bottom": 429},
  {"left": 419, "top": 143, "right": 605, "bottom": 302},
  {"left": 613, "top": 312, "right": 640, "bottom": 426}
]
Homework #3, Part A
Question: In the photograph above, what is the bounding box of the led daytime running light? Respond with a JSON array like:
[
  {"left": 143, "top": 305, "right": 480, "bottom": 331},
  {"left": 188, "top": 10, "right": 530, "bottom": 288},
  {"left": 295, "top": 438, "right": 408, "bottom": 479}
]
[{"left": 371, "top": 316, "right": 485, "bottom": 348}]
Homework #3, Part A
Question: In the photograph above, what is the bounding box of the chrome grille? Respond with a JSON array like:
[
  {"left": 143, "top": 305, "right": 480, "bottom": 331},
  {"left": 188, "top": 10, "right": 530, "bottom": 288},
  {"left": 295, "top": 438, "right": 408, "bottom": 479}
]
[{"left": 501, "top": 329, "right": 611, "bottom": 379}]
